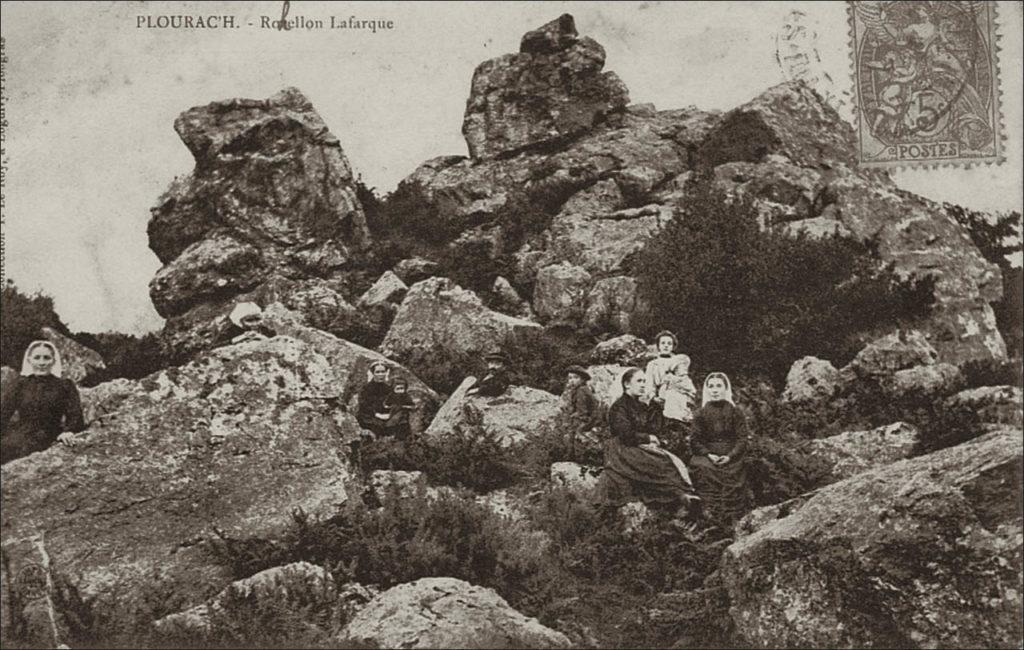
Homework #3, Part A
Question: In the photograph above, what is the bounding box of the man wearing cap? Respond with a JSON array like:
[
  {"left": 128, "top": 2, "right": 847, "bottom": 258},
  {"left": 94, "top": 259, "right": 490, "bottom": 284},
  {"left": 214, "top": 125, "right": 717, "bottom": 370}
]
[
  {"left": 466, "top": 351, "right": 511, "bottom": 398},
  {"left": 561, "top": 365, "right": 603, "bottom": 456}
]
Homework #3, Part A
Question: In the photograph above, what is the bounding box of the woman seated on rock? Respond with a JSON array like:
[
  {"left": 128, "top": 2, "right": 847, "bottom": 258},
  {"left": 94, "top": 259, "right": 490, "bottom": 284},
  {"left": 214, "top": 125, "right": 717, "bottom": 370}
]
[
  {"left": 214, "top": 302, "right": 277, "bottom": 347},
  {"left": 690, "top": 372, "right": 753, "bottom": 526},
  {"left": 1, "top": 340, "right": 86, "bottom": 464},
  {"left": 599, "top": 367, "right": 700, "bottom": 528},
  {"left": 357, "top": 361, "right": 394, "bottom": 437}
]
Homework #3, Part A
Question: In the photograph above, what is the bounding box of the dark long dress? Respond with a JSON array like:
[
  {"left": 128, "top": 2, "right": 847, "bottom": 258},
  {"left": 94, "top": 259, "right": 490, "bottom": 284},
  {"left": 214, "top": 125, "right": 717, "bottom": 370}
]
[
  {"left": 1, "top": 374, "right": 86, "bottom": 464},
  {"left": 690, "top": 400, "right": 753, "bottom": 525},
  {"left": 356, "top": 380, "right": 391, "bottom": 435},
  {"left": 599, "top": 394, "right": 696, "bottom": 509}
]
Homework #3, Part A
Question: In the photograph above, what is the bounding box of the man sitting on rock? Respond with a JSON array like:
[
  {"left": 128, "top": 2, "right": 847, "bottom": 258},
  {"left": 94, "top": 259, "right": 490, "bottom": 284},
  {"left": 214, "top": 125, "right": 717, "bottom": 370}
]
[
  {"left": 466, "top": 351, "right": 511, "bottom": 398},
  {"left": 560, "top": 365, "right": 603, "bottom": 457}
]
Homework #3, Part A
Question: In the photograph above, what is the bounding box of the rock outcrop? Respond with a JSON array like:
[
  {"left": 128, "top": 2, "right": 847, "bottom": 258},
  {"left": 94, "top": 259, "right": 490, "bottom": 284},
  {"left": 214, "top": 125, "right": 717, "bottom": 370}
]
[
  {"left": 338, "top": 577, "right": 571, "bottom": 648},
  {"left": 1, "top": 337, "right": 361, "bottom": 627},
  {"left": 357, "top": 270, "right": 408, "bottom": 311},
  {"left": 380, "top": 277, "right": 541, "bottom": 372},
  {"left": 147, "top": 88, "right": 370, "bottom": 357},
  {"left": 463, "top": 14, "right": 629, "bottom": 161},
  {"left": 781, "top": 356, "right": 840, "bottom": 404},
  {"left": 550, "top": 461, "right": 601, "bottom": 492},
  {"left": 804, "top": 422, "right": 919, "bottom": 481},
  {"left": 423, "top": 376, "right": 561, "bottom": 446},
  {"left": 41, "top": 327, "right": 105, "bottom": 384},
  {"left": 722, "top": 427, "right": 1023, "bottom": 648}
]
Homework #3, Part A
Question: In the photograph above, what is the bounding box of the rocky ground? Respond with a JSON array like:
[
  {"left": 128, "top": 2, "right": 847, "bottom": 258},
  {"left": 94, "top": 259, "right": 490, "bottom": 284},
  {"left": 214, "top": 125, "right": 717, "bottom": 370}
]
[{"left": 1, "top": 13, "right": 1021, "bottom": 650}]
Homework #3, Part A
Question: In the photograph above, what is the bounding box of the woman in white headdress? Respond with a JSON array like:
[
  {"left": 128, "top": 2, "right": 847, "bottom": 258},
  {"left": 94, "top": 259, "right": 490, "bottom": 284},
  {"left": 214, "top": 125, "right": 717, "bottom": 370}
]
[
  {"left": 214, "top": 302, "right": 277, "bottom": 347},
  {"left": 1, "top": 340, "right": 85, "bottom": 464},
  {"left": 689, "top": 372, "right": 752, "bottom": 525},
  {"left": 599, "top": 367, "right": 701, "bottom": 528}
]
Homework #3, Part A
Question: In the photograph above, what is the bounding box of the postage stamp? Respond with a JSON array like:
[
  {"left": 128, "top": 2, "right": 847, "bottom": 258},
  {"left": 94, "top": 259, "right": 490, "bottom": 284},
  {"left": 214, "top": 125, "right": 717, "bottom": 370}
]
[{"left": 849, "top": 1, "right": 1004, "bottom": 167}]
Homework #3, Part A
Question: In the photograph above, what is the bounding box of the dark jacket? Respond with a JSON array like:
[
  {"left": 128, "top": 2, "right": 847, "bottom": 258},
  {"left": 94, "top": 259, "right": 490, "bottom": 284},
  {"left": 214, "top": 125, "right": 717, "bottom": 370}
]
[
  {"left": 356, "top": 380, "right": 391, "bottom": 431},
  {"left": 474, "top": 369, "right": 510, "bottom": 398},
  {"left": 607, "top": 394, "right": 661, "bottom": 447},
  {"left": 691, "top": 400, "right": 749, "bottom": 458},
  {"left": 1, "top": 374, "right": 86, "bottom": 462},
  {"left": 564, "top": 383, "right": 602, "bottom": 432}
]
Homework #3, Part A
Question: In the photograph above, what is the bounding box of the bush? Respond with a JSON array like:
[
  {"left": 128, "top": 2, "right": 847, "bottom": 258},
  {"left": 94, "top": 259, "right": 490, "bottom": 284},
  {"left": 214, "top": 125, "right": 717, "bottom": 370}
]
[
  {"left": 72, "top": 331, "right": 170, "bottom": 386},
  {"left": 0, "top": 279, "right": 70, "bottom": 368},
  {"left": 634, "top": 182, "right": 935, "bottom": 382}
]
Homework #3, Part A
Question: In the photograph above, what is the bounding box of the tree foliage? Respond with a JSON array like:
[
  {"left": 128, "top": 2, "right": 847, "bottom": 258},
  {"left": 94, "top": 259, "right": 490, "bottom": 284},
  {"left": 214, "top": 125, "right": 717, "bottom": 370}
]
[
  {"left": 634, "top": 183, "right": 935, "bottom": 381},
  {"left": 0, "top": 279, "right": 69, "bottom": 368}
]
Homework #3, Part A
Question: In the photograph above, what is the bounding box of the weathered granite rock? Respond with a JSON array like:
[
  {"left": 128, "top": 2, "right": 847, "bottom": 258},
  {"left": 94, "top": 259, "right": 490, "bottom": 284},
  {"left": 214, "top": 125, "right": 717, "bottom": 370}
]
[
  {"left": 590, "top": 335, "right": 648, "bottom": 366},
  {"left": 888, "top": 362, "right": 964, "bottom": 397},
  {"left": 845, "top": 330, "right": 939, "bottom": 378},
  {"left": 781, "top": 356, "right": 841, "bottom": 404},
  {"left": 79, "top": 377, "right": 140, "bottom": 425},
  {"left": 533, "top": 262, "right": 591, "bottom": 325},
  {"left": 392, "top": 256, "right": 440, "bottom": 284},
  {"left": 158, "top": 276, "right": 361, "bottom": 364},
  {"left": 423, "top": 377, "right": 561, "bottom": 447},
  {"left": 492, "top": 276, "right": 534, "bottom": 319},
  {"left": 584, "top": 276, "right": 642, "bottom": 334},
  {"left": 1, "top": 337, "right": 360, "bottom": 629},
  {"left": 723, "top": 427, "right": 1023, "bottom": 649},
  {"left": 463, "top": 14, "right": 629, "bottom": 161},
  {"left": 947, "top": 386, "right": 1024, "bottom": 426},
  {"left": 550, "top": 461, "right": 601, "bottom": 492},
  {"left": 152, "top": 562, "right": 338, "bottom": 642},
  {"left": 148, "top": 87, "right": 369, "bottom": 320},
  {"left": 40, "top": 327, "right": 106, "bottom": 384},
  {"left": 380, "top": 277, "right": 541, "bottom": 371},
  {"left": 357, "top": 271, "right": 408, "bottom": 310},
  {"left": 339, "top": 577, "right": 571, "bottom": 648},
  {"left": 586, "top": 364, "right": 631, "bottom": 407},
  {"left": 804, "top": 422, "right": 919, "bottom": 481}
]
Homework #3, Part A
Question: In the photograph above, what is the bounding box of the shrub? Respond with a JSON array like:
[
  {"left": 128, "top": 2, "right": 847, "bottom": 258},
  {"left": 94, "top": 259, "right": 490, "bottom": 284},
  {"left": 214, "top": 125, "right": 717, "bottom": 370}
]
[
  {"left": 0, "top": 279, "right": 70, "bottom": 368},
  {"left": 634, "top": 182, "right": 935, "bottom": 382},
  {"left": 73, "top": 331, "right": 170, "bottom": 386}
]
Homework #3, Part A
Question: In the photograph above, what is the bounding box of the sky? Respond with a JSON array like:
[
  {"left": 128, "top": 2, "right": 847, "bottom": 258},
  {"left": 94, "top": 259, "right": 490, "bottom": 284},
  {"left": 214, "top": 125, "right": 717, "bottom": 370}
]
[{"left": 2, "top": 1, "right": 1022, "bottom": 334}]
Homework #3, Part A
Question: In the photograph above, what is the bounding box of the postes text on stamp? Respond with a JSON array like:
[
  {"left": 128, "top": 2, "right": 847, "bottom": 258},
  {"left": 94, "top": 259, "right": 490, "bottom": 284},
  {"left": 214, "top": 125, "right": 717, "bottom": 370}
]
[{"left": 849, "top": 1, "right": 1003, "bottom": 167}]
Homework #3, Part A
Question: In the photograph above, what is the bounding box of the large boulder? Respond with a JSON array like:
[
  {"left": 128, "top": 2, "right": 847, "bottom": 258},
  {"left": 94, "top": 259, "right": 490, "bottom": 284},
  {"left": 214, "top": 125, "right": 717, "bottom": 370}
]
[
  {"left": 946, "top": 386, "right": 1024, "bottom": 426},
  {"left": 463, "top": 14, "right": 629, "bottom": 161},
  {"left": 844, "top": 330, "right": 940, "bottom": 378},
  {"left": 380, "top": 277, "right": 541, "bottom": 369},
  {"left": 423, "top": 377, "right": 561, "bottom": 447},
  {"left": 41, "top": 327, "right": 106, "bottom": 384},
  {"left": 357, "top": 270, "right": 408, "bottom": 310},
  {"left": 533, "top": 262, "right": 591, "bottom": 325},
  {"left": 589, "top": 335, "right": 649, "bottom": 366},
  {"left": 722, "top": 427, "right": 1023, "bottom": 649},
  {"left": 147, "top": 87, "right": 369, "bottom": 328},
  {"left": 781, "top": 356, "right": 841, "bottom": 404},
  {"left": 1, "top": 337, "right": 362, "bottom": 629},
  {"left": 338, "top": 577, "right": 571, "bottom": 648},
  {"left": 804, "top": 422, "right": 919, "bottom": 481},
  {"left": 583, "top": 276, "right": 643, "bottom": 334},
  {"left": 586, "top": 364, "right": 630, "bottom": 407},
  {"left": 887, "top": 362, "right": 964, "bottom": 397}
]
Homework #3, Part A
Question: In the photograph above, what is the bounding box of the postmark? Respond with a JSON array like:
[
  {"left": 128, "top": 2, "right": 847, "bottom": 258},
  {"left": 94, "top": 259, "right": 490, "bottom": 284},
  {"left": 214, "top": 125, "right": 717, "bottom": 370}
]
[
  {"left": 849, "top": 1, "right": 1004, "bottom": 167},
  {"left": 775, "top": 10, "right": 850, "bottom": 118}
]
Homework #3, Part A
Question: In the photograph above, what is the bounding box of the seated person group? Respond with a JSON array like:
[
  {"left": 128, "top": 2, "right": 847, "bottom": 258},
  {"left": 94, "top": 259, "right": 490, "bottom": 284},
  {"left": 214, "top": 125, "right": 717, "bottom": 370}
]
[{"left": 2, "top": 297, "right": 749, "bottom": 530}]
